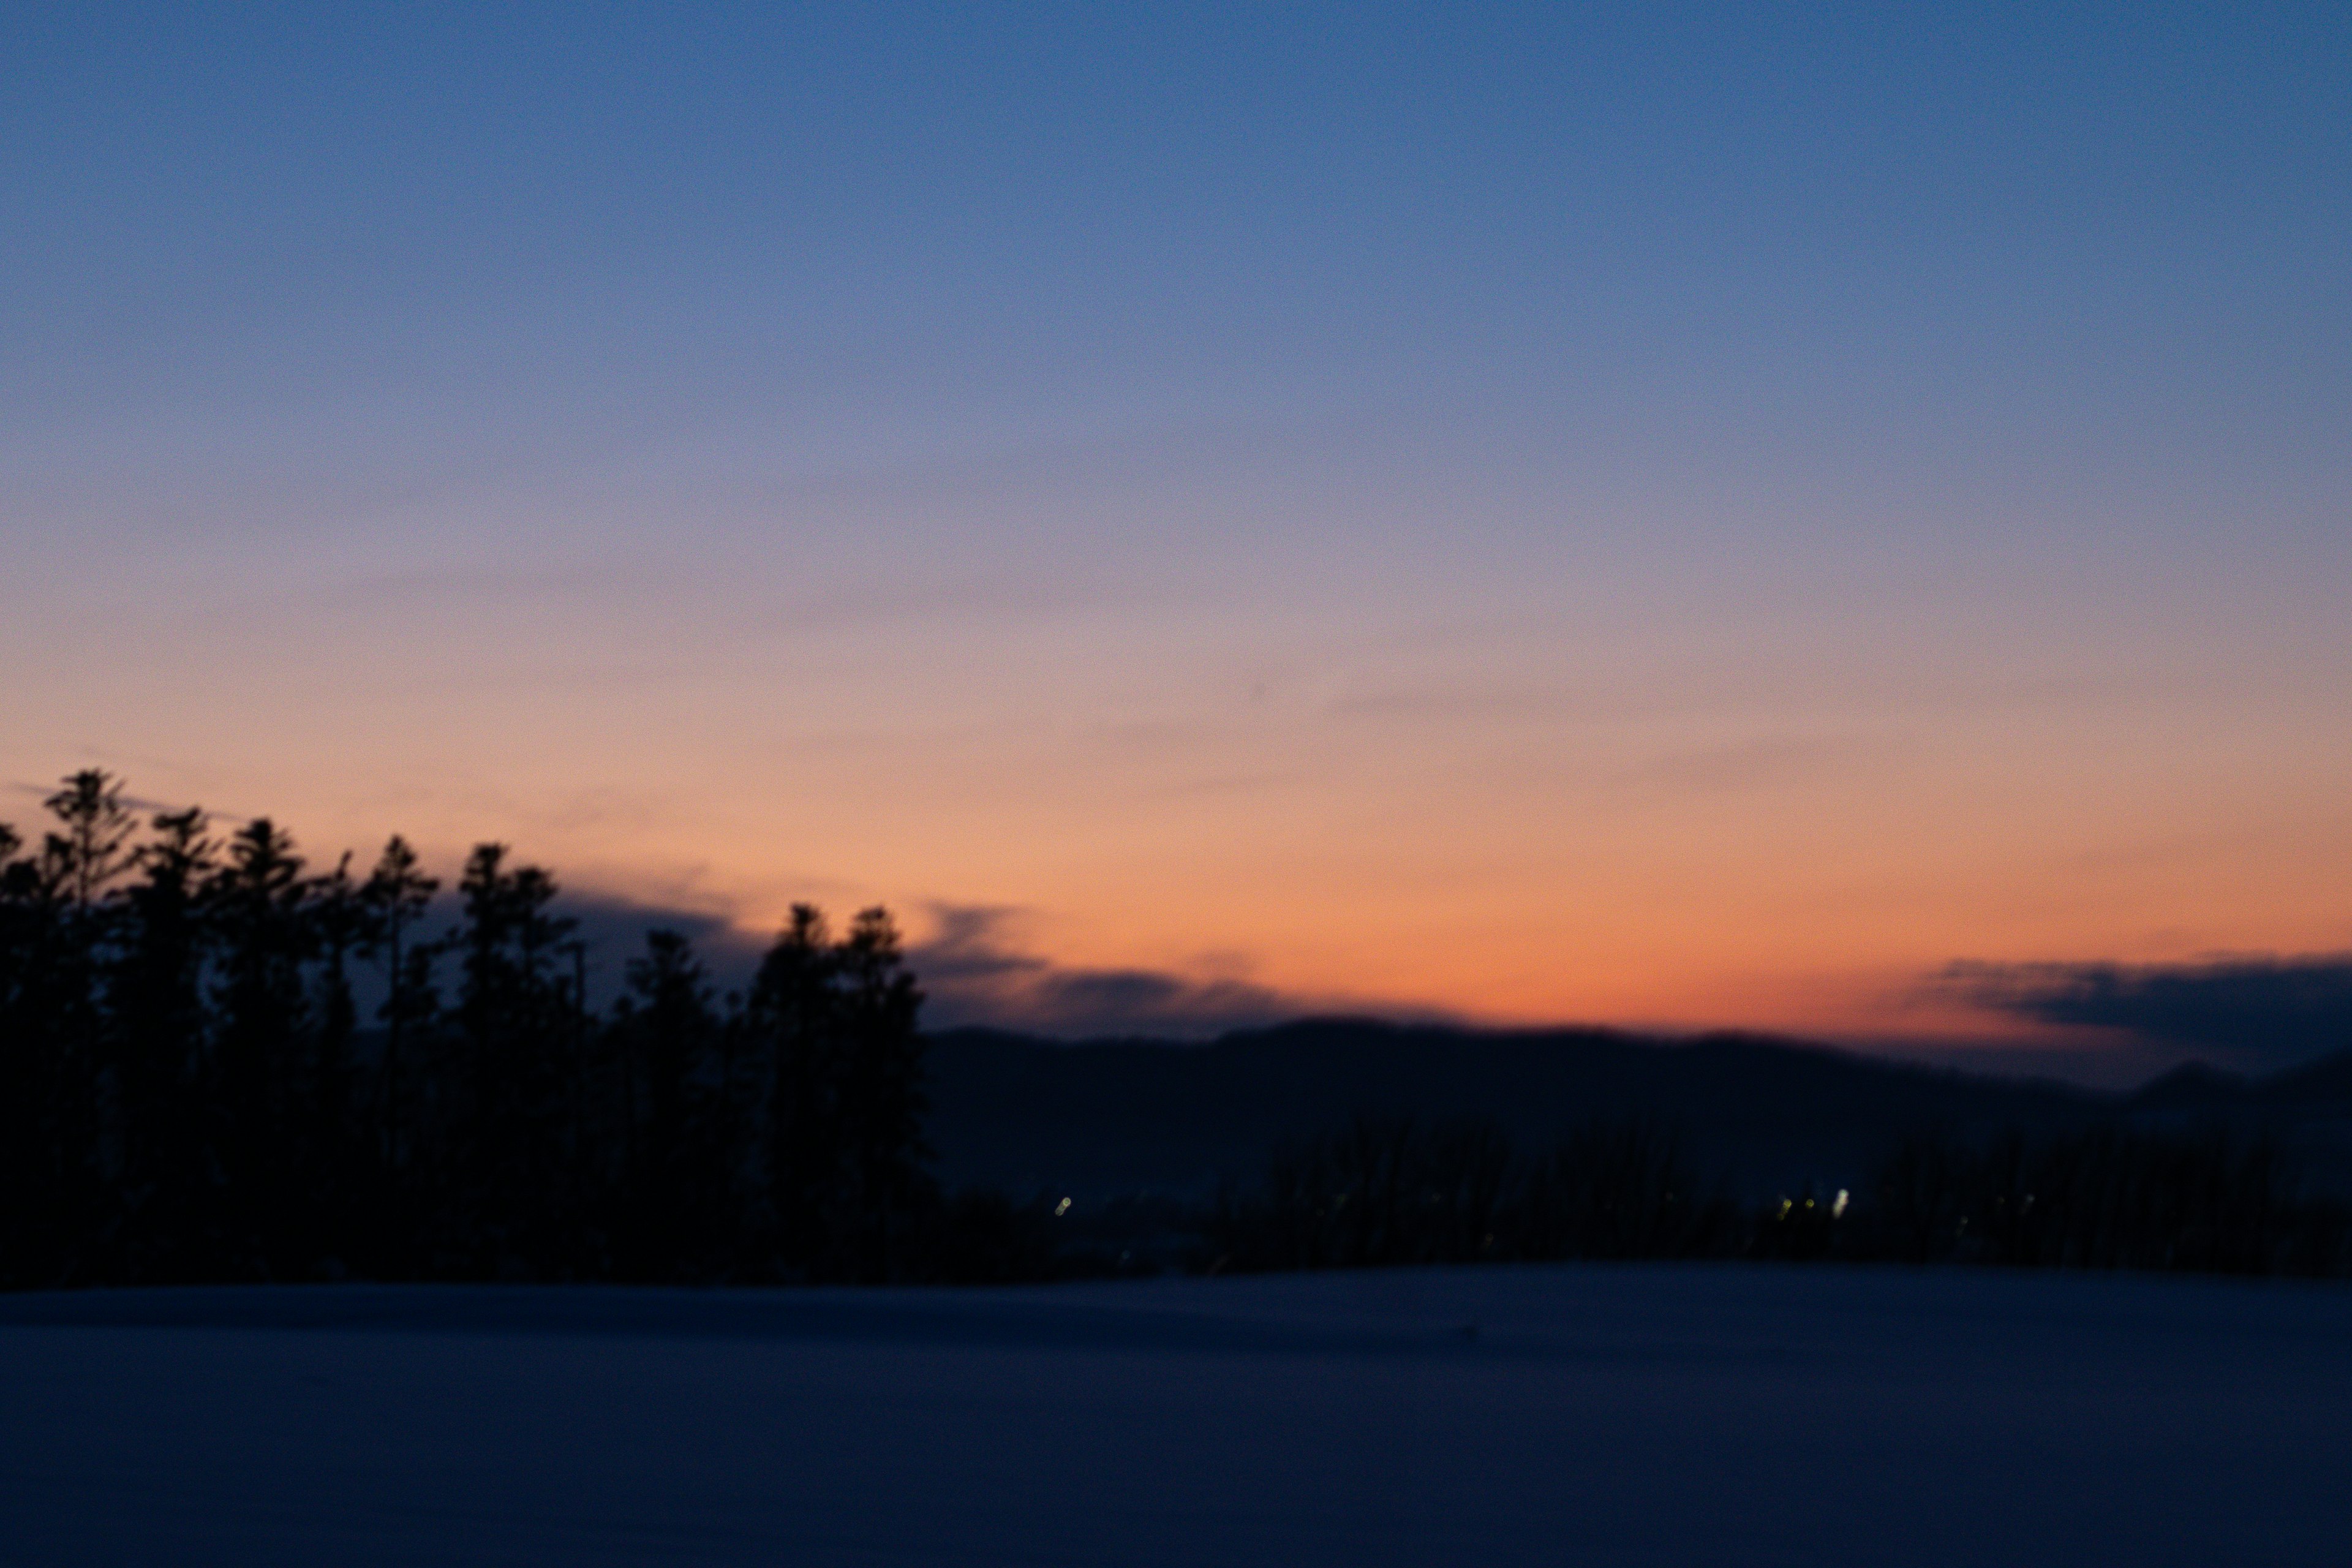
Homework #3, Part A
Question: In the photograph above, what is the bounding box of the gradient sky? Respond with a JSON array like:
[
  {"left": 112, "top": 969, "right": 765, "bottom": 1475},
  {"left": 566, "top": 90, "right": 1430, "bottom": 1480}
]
[{"left": 5, "top": 4, "right": 2348, "bottom": 1057}]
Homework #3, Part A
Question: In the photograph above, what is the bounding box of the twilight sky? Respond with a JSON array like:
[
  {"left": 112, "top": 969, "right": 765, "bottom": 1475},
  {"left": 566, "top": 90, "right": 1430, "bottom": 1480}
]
[{"left": 5, "top": 4, "right": 2348, "bottom": 1065}]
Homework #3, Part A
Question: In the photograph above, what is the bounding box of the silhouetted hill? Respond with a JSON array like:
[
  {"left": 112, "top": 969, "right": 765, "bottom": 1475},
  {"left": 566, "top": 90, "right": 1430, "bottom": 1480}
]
[
  {"left": 2129, "top": 1060, "right": 2255, "bottom": 1112},
  {"left": 2120, "top": 1047, "right": 2352, "bottom": 1197},
  {"left": 922, "top": 1018, "right": 2108, "bottom": 1203},
  {"left": 2264, "top": 1048, "right": 2352, "bottom": 1107}
]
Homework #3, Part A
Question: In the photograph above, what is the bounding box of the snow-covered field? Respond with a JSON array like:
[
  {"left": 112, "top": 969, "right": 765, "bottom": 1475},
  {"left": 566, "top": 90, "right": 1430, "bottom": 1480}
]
[{"left": 2, "top": 1265, "right": 2345, "bottom": 1566}]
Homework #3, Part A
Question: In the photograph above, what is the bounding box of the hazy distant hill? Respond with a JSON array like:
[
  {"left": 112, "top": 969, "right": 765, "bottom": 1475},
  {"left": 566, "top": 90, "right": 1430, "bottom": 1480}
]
[
  {"left": 922, "top": 1019, "right": 2114, "bottom": 1203},
  {"left": 2125, "top": 1049, "right": 2352, "bottom": 1194},
  {"left": 2129, "top": 1049, "right": 2352, "bottom": 1112}
]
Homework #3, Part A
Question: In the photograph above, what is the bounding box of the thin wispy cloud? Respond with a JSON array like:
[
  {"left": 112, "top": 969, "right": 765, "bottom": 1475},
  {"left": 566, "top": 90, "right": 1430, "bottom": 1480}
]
[
  {"left": 1602, "top": 733, "right": 1910, "bottom": 800},
  {"left": 6, "top": 781, "right": 249, "bottom": 825}
]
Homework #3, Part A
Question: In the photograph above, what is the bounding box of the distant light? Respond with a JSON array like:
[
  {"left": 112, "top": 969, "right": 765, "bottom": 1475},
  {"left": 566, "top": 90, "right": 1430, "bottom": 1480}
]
[
  {"left": 1054, "top": 1197, "right": 1071, "bottom": 1216},
  {"left": 1833, "top": 1189, "right": 1849, "bottom": 1218}
]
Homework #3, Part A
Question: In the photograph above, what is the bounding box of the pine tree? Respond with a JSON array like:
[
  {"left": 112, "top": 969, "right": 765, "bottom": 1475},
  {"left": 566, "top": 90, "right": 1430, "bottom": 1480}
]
[
  {"left": 619, "top": 929, "right": 717, "bottom": 1278},
  {"left": 0, "top": 823, "right": 69, "bottom": 1285},
  {"left": 748, "top": 905, "right": 840, "bottom": 1276},
  {"left": 110, "top": 808, "right": 217, "bottom": 1275},
  {"left": 306, "top": 852, "right": 369, "bottom": 1260},
  {"left": 361, "top": 835, "right": 439, "bottom": 1177},
  {"left": 451, "top": 845, "right": 574, "bottom": 1274},
  {"left": 32, "top": 773, "right": 133, "bottom": 1281},
  {"left": 44, "top": 770, "right": 135, "bottom": 915},
  {"left": 835, "top": 909, "right": 930, "bottom": 1281},
  {"left": 209, "top": 819, "right": 313, "bottom": 1273}
]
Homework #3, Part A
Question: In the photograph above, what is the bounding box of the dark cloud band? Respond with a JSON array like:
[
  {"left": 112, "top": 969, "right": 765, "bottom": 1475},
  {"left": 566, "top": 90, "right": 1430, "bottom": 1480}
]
[
  {"left": 910, "top": 905, "right": 1307, "bottom": 1038},
  {"left": 1943, "top": 956, "right": 2352, "bottom": 1069}
]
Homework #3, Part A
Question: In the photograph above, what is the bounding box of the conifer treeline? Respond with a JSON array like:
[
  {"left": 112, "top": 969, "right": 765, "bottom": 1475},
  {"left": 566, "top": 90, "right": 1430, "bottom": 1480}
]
[{"left": 0, "top": 771, "right": 987, "bottom": 1289}]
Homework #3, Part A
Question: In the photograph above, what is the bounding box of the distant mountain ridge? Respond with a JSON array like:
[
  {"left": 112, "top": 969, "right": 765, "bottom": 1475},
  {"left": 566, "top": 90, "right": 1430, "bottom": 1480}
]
[
  {"left": 2128, "top": 1049, "right": 2352, "bottom": 1111},
  {"left": 922, "top": 1018, "right": 2109, "bottom": 1203}
]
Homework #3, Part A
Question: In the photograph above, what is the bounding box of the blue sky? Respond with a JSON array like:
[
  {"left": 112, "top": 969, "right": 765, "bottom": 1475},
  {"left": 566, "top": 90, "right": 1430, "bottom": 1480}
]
[{"left": 13, "top": 4, "right": 2344, "bottom": 486}]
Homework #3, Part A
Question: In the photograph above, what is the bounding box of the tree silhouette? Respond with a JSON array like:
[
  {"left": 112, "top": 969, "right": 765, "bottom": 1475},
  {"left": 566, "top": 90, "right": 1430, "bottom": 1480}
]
[
  {"left": 0, "top": 821, "right": 78, "bottom": 1285},
  {"left": 834, "top": 908, "right": 929, "bottom": 1281},
  {"left": 450, "top": 845, "right": 576, "bottom": 1273},
  {"left": 209, "top": 819, "right": 312, "bottom": 1270},
  {"left": 109, "top": 807, "right": 216, "bottom": 1276},
  {"left": 307, "top": 851, "right": 369, "bottom": 1261},
  {"left": 45, "top": 769, "right": 135, "bottom": 914},
  {"left": 747, "top": 905, "right": 842, "bottom": 1276},
  {"left": 615, "top": 930, "right": 718, "bottom": 1278},
  {"left": 361, "top": 835, "right": 438, "bottom": 1177},
  {"left": 25, "top": 774, "right": 130, "bottom": 1282}
]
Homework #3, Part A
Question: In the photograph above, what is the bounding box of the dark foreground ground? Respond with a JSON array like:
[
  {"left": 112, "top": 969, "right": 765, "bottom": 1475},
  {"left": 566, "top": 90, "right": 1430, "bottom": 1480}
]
[{"left": 2, "top": 1265, "right": 2346, "bottom": 1566}]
